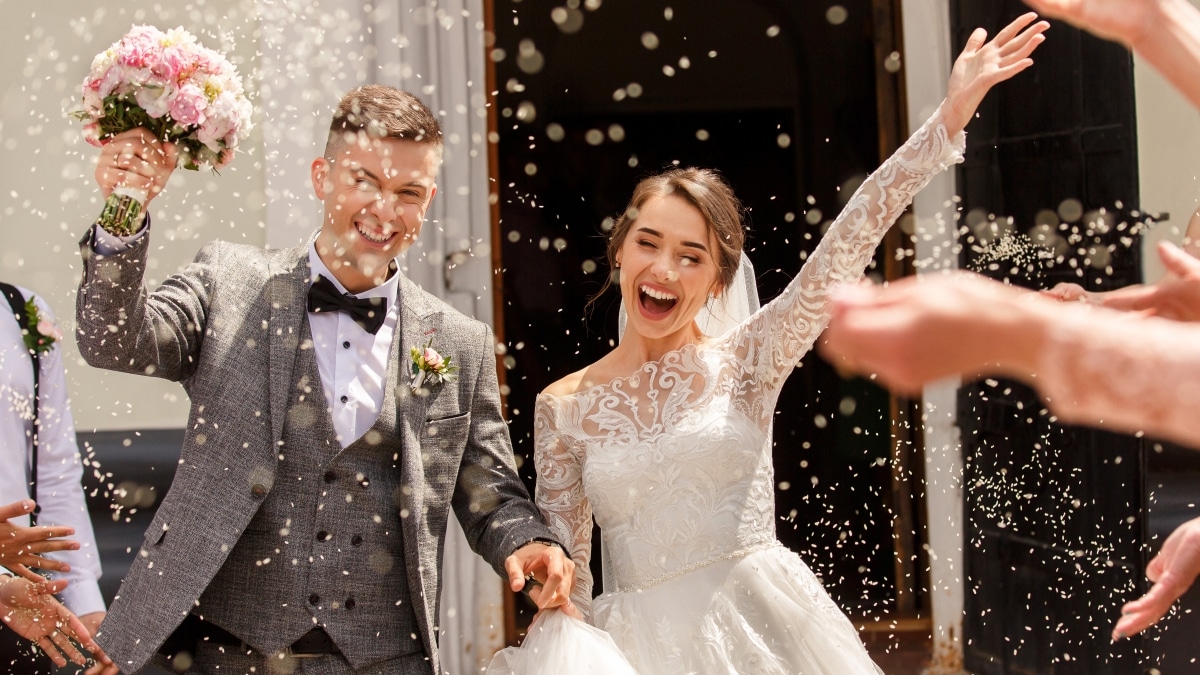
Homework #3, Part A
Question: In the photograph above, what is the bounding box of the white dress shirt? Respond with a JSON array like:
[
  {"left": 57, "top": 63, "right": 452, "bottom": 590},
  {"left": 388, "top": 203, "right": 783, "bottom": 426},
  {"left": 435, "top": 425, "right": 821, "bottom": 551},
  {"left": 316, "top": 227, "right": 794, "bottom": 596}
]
[
  {"left": 0, "top": 288, "right": 104, "bottom": 615},
  {"left": 94, "top": 224, "right": 400, "bottom": 448},
  {"left": 306, "top": 243, "right": 401, "bottom": 446}
]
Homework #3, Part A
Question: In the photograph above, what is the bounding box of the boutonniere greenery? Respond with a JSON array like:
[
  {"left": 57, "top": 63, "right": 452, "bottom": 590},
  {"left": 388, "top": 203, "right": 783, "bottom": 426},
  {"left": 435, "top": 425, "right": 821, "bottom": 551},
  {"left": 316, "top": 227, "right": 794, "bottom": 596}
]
[
  {"left": 410, "top": 338, "right": 458, "bottom": 391},
  {"left": 23, "top": 299, "right": 63, "bottom": 355}
]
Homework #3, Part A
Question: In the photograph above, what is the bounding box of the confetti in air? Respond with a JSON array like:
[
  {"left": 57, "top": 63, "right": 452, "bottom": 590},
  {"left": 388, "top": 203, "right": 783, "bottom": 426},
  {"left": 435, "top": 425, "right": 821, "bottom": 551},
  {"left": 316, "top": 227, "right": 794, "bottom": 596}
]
[{"left": 968, "top": 232, "right": 1055, "bottom": 281}]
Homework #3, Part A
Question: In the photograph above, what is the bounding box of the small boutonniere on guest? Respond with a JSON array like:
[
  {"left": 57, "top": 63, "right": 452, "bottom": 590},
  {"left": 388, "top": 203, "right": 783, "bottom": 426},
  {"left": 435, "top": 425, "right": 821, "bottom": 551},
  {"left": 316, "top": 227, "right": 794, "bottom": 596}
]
[
  {"left": 24, "top": 299, "right": 63, "bottom": 355},
  {"left": 410, "top": 337, "right": 458, "bottom": 391}
]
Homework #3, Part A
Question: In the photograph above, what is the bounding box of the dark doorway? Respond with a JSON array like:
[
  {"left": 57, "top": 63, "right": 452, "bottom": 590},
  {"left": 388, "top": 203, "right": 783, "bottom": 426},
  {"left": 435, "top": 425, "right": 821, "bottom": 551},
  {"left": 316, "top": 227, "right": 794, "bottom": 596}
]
[
  {"left": 492, "top": 0, "right": 922, "bottom": 630},
  {"left": 951, "top": 1, "right": 1150, "bottom": 672}
]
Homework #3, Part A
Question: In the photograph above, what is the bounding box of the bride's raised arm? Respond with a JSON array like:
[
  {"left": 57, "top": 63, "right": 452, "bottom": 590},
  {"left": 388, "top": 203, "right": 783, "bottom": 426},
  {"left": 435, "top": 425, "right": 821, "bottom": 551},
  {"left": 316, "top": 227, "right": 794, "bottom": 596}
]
[{"left": 730, "top": 13, "right": 1048, "bottom": 393}]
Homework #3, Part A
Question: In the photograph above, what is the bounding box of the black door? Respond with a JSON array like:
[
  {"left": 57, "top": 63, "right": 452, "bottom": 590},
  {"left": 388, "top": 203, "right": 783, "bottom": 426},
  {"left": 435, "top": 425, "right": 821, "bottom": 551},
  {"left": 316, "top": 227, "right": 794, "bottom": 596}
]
[
  {"left": 950, "top": 2, "right": 1147, "bottom": 672},
  {"left": 492, "top": 0, "right": 920, "bottom": 628}
]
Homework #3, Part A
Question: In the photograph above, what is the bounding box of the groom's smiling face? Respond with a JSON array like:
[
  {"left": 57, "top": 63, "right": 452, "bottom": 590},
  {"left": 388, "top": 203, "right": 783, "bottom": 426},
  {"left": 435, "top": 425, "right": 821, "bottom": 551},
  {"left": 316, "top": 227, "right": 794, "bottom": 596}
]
[{"left": 311, "top": 132, "right": 439, "bottom": 293}]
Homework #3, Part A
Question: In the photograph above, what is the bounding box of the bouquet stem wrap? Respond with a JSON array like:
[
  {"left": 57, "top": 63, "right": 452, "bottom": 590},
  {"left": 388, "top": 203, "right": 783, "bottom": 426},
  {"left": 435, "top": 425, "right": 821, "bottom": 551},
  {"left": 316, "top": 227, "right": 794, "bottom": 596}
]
[{"left": 98, "top": 186, "right": 148, "bottom": 237}]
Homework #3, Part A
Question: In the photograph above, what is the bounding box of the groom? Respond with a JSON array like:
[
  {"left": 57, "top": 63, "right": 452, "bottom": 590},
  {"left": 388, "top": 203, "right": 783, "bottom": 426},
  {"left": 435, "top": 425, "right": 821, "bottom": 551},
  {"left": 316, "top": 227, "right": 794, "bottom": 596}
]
[{"left": 77, "top": 85, "right": 572, "bottom": 674}]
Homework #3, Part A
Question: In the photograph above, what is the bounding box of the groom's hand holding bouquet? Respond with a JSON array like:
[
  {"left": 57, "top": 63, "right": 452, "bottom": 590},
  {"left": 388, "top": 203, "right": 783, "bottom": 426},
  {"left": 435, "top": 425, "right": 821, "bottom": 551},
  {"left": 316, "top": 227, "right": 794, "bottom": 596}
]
[{"left": 73, "top": 25, "right": 252, "bottom": 236}]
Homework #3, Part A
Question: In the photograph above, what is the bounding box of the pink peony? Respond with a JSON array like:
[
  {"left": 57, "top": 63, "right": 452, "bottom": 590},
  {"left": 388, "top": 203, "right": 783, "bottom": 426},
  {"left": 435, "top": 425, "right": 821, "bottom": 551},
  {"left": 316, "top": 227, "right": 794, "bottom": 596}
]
[
  {"left": 169, "top": 83, "right": 208, "bottom": 126},
  {"left": 151, "top": 45, "right": 195, "bottom": 84},
  {"left": 117, "top": 28, "right": 162, "bottom": 69}
]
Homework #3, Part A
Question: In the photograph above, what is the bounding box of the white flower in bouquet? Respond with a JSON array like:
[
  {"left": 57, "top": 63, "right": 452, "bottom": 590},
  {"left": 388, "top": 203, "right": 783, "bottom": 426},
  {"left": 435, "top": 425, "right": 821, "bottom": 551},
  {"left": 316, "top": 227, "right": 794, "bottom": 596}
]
[{"left": 71, "top": 25, "right": 254, "bottom": 235}]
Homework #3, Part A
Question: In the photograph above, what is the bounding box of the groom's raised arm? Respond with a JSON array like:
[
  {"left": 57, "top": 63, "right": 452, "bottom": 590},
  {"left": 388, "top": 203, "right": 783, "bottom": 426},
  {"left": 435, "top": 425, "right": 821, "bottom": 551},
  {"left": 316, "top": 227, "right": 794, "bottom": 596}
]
[{"left": 76, "top": 128, "right": 212, "bottom": 382}]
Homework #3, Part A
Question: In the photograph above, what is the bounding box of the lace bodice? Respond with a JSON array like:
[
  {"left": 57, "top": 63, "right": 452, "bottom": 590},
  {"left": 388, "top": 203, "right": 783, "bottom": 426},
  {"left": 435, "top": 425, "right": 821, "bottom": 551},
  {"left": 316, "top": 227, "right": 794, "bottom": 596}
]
[{"left": 535, "top": 105, "right": 966, "bottom": 618}]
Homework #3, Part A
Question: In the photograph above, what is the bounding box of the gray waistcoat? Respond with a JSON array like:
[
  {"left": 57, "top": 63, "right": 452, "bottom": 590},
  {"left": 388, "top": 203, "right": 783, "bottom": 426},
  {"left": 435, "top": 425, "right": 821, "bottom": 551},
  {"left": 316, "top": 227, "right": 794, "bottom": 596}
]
[{"left": 197, "top": 316, "right": 423, "bottom": 669}]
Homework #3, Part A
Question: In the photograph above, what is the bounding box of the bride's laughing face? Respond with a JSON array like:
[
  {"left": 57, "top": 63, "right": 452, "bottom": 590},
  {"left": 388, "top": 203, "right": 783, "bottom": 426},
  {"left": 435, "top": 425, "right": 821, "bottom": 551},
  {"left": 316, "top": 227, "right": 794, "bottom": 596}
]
[{"left": 617, "top": 194, "right": 722, "bottom": 343}]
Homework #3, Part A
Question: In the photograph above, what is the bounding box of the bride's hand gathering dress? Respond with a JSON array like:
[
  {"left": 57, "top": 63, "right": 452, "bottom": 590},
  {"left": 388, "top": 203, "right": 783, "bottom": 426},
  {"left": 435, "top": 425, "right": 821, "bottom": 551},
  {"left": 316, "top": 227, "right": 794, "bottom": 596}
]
[{"left": 492, "top": 104, "right": 965, "bottom": 675}]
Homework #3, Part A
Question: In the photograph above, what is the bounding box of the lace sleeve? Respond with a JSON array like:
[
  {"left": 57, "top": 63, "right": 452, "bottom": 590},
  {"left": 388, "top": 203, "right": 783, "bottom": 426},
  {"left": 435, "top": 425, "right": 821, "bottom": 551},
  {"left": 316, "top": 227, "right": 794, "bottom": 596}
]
[
  {"left": 532, "top": 394, "right": 596, "bottom": 620},
  {"left": 728, "top": 103, "right": 966, "bottom": 404},
  {"left": 1037, "top": 308, "right": 1200, "bottom": 448}
]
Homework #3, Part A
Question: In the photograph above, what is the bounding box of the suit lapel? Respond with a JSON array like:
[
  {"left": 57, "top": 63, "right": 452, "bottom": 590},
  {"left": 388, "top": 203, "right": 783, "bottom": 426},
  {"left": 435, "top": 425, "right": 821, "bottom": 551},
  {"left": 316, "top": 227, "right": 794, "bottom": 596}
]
[
  {"left": 267, "top": 244, "right": 311, "bottom": 444},
  {"left": 394, "top": 273, "right": 446, "bottom": 655}
]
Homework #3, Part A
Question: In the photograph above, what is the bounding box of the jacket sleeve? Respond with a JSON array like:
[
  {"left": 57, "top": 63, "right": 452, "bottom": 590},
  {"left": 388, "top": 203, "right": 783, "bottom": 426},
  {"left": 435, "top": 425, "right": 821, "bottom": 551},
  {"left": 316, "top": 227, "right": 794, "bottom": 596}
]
[
  {"left": 451, "top": 322, "right": 561, "bottom": 573},
  {"left": 76, "top": 224, "right": 218, "bottom": 383}
]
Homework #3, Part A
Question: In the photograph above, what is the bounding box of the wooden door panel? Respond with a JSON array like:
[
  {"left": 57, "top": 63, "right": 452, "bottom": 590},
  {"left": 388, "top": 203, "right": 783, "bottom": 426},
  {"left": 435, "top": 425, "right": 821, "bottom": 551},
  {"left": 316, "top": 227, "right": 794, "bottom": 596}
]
[{"left": 952, "top": 2, "right": 1145, "bottom": 670}]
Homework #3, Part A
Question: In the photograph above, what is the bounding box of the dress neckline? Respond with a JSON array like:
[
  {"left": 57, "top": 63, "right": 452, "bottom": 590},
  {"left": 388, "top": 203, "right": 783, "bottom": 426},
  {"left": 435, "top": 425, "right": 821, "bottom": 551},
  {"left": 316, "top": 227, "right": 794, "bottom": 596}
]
[{"left": 538, "top": 340, "right": 708, "bottom": 403}]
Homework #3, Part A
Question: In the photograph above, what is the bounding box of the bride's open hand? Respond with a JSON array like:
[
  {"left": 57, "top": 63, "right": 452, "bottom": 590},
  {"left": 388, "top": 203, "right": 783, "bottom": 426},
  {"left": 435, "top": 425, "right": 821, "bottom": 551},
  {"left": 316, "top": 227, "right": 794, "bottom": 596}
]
[{"left": 943, "top": 12, "right": 1050, "bottom": 135}]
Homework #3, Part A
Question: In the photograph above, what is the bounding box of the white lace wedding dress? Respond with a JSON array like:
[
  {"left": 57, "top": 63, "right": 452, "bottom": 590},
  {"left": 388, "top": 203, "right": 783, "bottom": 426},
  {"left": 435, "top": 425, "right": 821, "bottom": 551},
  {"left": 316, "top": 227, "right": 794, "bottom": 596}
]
[{"left": 489, "top": 105, "right": 964, "bottom": 675}]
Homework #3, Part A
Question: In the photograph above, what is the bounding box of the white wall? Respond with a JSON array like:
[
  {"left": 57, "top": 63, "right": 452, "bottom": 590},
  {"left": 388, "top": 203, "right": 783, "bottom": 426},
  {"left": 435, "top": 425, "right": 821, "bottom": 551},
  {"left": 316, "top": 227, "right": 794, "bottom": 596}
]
[
  {"left": 899, "top": 3, "right": 965, "bottom": 673},
  {"left": 0, "top": 2, "right": 265, "bottom": 431},
  {"left": 1137, "top": 0, "right": 1200, "bottom": 281}
]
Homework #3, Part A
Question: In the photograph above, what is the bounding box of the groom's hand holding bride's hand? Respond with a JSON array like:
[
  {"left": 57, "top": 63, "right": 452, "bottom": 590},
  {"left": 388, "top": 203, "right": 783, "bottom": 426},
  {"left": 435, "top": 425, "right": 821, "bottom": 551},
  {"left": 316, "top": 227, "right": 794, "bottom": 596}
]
[{"left": 505, "top": 542, "right": 576, "bottom": 611}]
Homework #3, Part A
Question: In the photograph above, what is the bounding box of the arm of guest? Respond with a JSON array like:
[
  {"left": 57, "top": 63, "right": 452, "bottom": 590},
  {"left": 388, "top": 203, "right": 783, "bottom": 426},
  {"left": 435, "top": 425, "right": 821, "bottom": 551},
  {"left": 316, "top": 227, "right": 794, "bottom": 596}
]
[
  {"left": 822, "top": 271, "right": 1200, "bottom": 450},
  {"left": 1024, "top": 0, "right": 1200, "bottom": 110}
]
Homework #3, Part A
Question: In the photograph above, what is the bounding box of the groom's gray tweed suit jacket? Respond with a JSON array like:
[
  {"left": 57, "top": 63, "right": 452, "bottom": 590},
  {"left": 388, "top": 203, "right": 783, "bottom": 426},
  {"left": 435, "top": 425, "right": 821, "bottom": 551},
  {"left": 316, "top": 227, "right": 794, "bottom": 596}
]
[{"left": 76, "top": 227, "right": 556, "bottom": 674}]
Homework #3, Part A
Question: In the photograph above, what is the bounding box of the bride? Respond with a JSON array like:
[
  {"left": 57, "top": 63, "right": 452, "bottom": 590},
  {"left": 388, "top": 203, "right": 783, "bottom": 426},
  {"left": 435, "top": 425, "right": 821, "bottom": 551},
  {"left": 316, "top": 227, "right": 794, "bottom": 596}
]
[{"left": 492, "top": 12, "right": 1048, "bottom": 674}]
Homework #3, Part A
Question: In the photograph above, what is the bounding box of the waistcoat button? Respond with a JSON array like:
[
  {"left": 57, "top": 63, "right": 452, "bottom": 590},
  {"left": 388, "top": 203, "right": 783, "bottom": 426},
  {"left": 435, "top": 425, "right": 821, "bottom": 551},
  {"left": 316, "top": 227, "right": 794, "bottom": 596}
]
[
  {"left": 309, "top": 593, "right": 320, "bottom": 606},
  {"left": 250, "top": 483, "right": 268, "bottom": 498},
  {"left": 351, "top": 535, "right": 363, "bottom": 546},
  {"left": 345, "top": 597, "right": 356, "bottom": 610}
]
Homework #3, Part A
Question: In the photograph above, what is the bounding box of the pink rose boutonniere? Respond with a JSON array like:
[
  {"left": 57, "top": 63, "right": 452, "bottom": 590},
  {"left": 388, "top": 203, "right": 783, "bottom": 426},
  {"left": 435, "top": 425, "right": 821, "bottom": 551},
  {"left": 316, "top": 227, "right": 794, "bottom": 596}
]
[
  {"left": 410, "top": 338, "right": 458, "bottom": 391},
  {"left": 23, "top": 299, "right": 63, "bottom": 355}
]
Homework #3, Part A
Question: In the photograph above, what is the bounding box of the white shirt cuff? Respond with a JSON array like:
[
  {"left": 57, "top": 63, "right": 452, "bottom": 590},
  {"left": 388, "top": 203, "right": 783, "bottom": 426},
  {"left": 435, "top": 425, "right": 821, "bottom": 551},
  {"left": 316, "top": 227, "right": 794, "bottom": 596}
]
[
  {"left": 93, "top": 219, "right": 148, "bottom": 255},
  {"left": 56, "top": 577, "right": 106, "bottom": 617}
]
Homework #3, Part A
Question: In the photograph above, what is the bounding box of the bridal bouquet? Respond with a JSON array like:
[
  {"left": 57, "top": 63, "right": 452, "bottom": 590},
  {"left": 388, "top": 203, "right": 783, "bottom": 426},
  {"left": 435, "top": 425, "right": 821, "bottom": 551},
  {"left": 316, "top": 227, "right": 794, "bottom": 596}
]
[{"left": 71, "top": 25, "right": 253, "bottom": 235}]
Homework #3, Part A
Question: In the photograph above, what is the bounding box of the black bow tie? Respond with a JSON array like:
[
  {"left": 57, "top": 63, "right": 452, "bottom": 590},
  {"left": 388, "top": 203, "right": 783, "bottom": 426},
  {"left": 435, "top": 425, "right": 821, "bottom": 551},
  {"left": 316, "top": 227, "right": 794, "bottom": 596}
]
[{"left": 307, "top": 274, "right": 388, "bottom": 334}]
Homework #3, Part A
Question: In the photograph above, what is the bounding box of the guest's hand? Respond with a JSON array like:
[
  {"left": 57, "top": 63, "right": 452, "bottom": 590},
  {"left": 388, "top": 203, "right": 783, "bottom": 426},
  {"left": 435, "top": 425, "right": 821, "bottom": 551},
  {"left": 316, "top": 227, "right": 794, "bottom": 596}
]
[
  {"left": 0, "top": 500, "right": 78, "bottom": 577},
  {"left": 1041, "top": 282, "right": 1093, "bottom": 303},
  {"left": 821, "top": 272, "right": 1052, "bottom": 393},
  {"left": 1113, "top": 516, "right": 1200, "bottom": 640},
  {"left": 0, "top": 576, "right": 107, "bottom": 669},
  {"left": 943, "top": 12, "right": 1050, "bottom": 135},
  {"left": 1098, "top": 242, "right": 1200, "bottom": 322},
  {"left": 505, "top": 542, "right": 576, "bottom": 611},
  {"left": 1022, "top": 0, "right": 1156, "bottom": 47},
  {"left": 94, "top": 127, "right": 178, "bottom": 211}
]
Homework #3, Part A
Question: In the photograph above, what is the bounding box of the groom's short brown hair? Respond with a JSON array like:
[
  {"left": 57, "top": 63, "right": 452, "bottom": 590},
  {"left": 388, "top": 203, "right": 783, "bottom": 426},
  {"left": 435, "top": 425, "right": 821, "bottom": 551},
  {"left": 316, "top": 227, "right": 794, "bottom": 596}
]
[{"left": 325, "top": 85, "right": 443, "bottom": 158}]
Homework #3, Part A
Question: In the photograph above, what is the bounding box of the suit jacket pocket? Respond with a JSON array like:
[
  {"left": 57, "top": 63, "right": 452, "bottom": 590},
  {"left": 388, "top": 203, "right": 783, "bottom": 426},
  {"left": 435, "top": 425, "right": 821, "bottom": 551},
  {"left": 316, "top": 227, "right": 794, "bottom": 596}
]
[
  {"left": 423, "top": 412, "right": 471, "bottom": 451},
  {"left": 424, "top": 408, "right": 470, "bottom": 444}
]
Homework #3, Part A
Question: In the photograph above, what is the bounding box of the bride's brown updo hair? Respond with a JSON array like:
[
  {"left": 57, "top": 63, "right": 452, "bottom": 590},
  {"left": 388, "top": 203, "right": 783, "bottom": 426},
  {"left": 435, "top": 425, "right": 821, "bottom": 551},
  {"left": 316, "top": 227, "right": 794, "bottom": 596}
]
[{"left": 593, "top": 167, "right": 747, "bottom": 307}]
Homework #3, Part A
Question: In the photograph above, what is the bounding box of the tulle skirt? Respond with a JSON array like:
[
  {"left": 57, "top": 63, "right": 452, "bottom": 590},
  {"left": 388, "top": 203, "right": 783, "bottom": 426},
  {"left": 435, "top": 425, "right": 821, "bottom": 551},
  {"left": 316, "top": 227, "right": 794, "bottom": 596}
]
[
  {"left": 487, "top": 545, "right": 882, "bottom": 674},
  {"left": 487, "top": 609, "right": 639, "bottom": 675},
  {"left": 593, "top": 545, "right": 883, "bottom": 674}
]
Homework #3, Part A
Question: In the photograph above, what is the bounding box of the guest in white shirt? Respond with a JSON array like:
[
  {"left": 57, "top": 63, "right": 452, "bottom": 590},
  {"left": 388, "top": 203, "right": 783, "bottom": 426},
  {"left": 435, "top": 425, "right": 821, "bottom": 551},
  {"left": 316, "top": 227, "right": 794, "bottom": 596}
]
[{"left": 0, "top": 286, "right": 106, "bottom": 671}]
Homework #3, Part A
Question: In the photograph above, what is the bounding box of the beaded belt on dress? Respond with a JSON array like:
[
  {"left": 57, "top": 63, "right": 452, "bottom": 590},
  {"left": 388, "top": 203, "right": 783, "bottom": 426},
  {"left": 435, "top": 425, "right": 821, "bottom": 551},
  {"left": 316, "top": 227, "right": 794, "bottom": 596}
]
[{"left": 612, "top": 540, "right": 779, "bottom": 593}]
